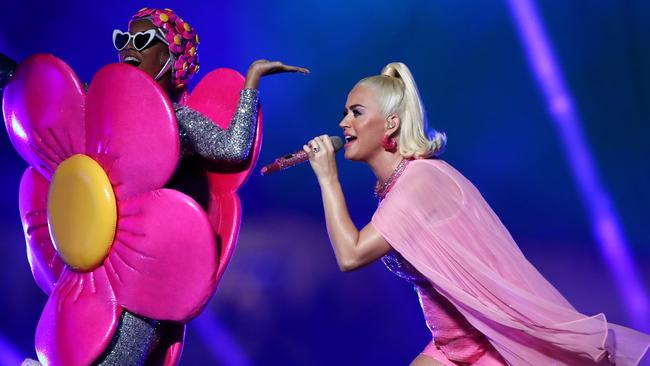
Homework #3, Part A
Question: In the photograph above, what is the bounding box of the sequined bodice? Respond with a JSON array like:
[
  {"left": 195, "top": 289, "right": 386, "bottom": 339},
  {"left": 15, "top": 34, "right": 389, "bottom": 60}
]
[
  {"left": 381, "top": 250, "right": 429, "bottom": 285},
  {"left": 382, "top": 250, "right": 494, "bottom": 361}
]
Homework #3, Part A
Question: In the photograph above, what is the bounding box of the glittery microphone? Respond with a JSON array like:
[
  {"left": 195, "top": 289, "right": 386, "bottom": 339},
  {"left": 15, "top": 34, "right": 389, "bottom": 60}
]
[{"left": 260, "top": 136, "right": 343, "bottom": 176}]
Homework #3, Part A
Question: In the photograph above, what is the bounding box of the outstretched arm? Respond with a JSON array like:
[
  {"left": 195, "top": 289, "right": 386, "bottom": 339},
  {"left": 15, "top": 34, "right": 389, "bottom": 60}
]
[
  {"left": 305, "top": 135, "right": 391, "bottom": 272},
  {"left": 176, "top": 89, "right": 259, "bottom": 163},
  {"left": 177, "top": 60, "right": 309, "bottom": 163}
]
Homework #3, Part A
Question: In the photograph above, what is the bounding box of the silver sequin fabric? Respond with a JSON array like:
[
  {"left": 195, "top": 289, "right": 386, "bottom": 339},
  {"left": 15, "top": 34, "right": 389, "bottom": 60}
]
[
  {"left": 175, "top": 88, "right": 259, "bottom": 162},
  {"left": 95, "top": 311, "right": 160, "bottom": 366}
]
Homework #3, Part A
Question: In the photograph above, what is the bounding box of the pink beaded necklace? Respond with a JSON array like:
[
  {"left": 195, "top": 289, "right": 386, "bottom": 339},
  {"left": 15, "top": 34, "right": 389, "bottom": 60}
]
[{"left": 374, "top": 159, "right": 410, "bottom": 199}]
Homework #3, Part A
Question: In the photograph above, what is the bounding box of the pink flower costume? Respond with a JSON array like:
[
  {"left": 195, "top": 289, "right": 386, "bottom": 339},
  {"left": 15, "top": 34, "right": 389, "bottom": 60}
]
[
  {"left": 2, "top": 5, "right": 264, "bottom": 365},
  {"left": 3, "top": 50, "right": 261, "bottom": 364},
  {"left": 372, "top": 159, "right": 650, "bottom": 365}
]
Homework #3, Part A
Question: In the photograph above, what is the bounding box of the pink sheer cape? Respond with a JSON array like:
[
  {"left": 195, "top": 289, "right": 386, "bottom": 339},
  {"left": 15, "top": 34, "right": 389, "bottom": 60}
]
[{"left": 371, "top": 159, "right": 650, "bottom": 365}]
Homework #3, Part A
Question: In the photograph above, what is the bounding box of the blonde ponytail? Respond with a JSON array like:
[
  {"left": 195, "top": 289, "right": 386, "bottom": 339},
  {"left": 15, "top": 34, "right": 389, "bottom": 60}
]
[{"left": 358, "top": 62, "right": 446, "bottom": 158}]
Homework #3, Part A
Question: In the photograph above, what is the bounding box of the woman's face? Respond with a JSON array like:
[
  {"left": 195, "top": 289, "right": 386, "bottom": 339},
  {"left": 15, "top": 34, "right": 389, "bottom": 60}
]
[
  {"left": 119, "top": 20, "right": 171, "bottom": 90},
  {"left": 339, "top": 84, "right": 388, "bottom": 162}
]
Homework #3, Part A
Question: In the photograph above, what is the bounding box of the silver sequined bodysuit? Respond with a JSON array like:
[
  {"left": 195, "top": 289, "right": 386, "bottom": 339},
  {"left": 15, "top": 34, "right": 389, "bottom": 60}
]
[{"left": 96, "top": 89, "right": 259, "bottom": 366}]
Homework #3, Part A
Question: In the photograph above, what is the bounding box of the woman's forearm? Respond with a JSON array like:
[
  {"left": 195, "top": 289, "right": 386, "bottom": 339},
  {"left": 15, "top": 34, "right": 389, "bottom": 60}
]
[
  {"left": 244, "top": 68, "right": 260, "bottom": 89},
  {"left": 175, "top": 88, "right": 258, "bottom": 163},
  {"left": 306, "top": 135, "right": 392, "bottom": 271},
  {"left": 318, "top": 177, "right": 363, "bottom": 271}
]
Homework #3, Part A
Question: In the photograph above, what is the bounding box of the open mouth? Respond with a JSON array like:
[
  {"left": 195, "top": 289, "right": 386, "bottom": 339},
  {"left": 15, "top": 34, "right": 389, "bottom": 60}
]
[
  {"left": 344, "top": 135, "right": 357, "bottom": 144},
  {"left": 123, "top": 56, "right": 141, "bottom": 67}
]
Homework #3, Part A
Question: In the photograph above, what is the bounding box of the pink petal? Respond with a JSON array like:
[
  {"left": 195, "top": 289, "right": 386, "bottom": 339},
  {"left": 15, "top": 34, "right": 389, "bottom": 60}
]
[
  {"left": 186, "top": 68, "right": 264, "bottom": 283},
  {"left": 161, "top": 334, "right": 184, "bottom": 366},
  {"left": 108, "top": 189, "right": 217, "bottom": 321},
  {"left": 186, "top": 67, "right": 263, "bottom": 191},
  {"left": 18, "top": 167, "right": 64, "bottom": 295},
  {"left": 35, "top": 267, "right": 121, "bottom": 366},
  {"left": 209, "top": 193, "right": 241, "bottom": 285},
  {"left": 85, "top": 63, "right": 179, "bottom": 201},
  {"left": 3, "top": 54, "right": 85, "bottom": 180}
]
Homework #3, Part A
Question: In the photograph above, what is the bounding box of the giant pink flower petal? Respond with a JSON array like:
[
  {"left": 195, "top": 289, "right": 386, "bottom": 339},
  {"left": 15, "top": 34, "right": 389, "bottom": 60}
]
[
  {"left": 18, "top": 167, "right": 64, "bottom": 295},
  {"left": 3, "top": 54, "right": 85, "bottom": 180},
  {"left": 85, "top": 63, "right": 179, "bottom": 201},
  {"left": 35, "top": 267, "right": 122, "bottom": 366},
  {"left": 186, "top": 68, "right": 264, "bottom": 285},
  {"left": 106, "top": 189, "right": 217, "bottom": 321}
]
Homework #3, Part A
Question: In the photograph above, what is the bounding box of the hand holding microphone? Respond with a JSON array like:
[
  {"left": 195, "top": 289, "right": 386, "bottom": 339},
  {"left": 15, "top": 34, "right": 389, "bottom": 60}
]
[
  {"left": 260, "top": 135, "right": 343, "bottom": 176},
  {"left": 303, "top": 135, "right": 343, "bottom": 182}
]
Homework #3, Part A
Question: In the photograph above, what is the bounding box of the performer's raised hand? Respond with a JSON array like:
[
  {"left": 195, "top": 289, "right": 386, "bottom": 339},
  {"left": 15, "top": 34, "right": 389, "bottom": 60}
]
[{"left": 245, "top": 59, "right": 309, "bottom": 89}]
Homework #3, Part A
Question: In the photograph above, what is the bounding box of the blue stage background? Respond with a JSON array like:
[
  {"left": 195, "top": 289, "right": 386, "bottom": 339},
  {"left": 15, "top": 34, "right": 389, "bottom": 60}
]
[{"left": 0, "top": 1, "right": 649, "bottom": 365}]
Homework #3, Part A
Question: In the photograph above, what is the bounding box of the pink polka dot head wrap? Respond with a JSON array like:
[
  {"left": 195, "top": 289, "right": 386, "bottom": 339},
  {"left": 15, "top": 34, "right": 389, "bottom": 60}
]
[{"left": 130, "top": 7, "right": 200, "bottom": 89}]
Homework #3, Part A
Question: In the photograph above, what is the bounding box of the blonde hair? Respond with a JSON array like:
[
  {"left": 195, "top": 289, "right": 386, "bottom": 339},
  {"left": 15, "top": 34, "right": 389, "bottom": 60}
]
[{"left": 357, "top": 62, "right": 446, "bottom": 158}]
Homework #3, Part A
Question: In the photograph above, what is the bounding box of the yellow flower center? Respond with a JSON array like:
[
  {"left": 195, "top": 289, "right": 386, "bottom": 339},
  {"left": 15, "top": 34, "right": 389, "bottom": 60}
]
[{"left": 47, "top": 154, "right": 117, "bottom": 272}]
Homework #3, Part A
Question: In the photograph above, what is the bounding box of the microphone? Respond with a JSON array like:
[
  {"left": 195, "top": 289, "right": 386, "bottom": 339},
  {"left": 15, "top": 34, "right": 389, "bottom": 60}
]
[{"left": 260, "top": 136, "right": 343, "bottom": 176}]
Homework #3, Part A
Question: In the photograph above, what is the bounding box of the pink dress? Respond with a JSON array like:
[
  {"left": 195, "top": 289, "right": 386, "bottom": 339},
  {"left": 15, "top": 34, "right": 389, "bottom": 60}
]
[
  {"left": 382, "top": 250, "right": 506, "bottom": 364},
  {"left": 372, "top": 159, "right": 650, "bottom": 365}
]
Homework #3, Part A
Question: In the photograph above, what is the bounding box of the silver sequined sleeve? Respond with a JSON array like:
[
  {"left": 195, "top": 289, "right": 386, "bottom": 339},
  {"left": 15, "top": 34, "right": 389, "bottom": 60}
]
[{"left": 175, "top": 88, "right": 259, "bottom": 163}]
